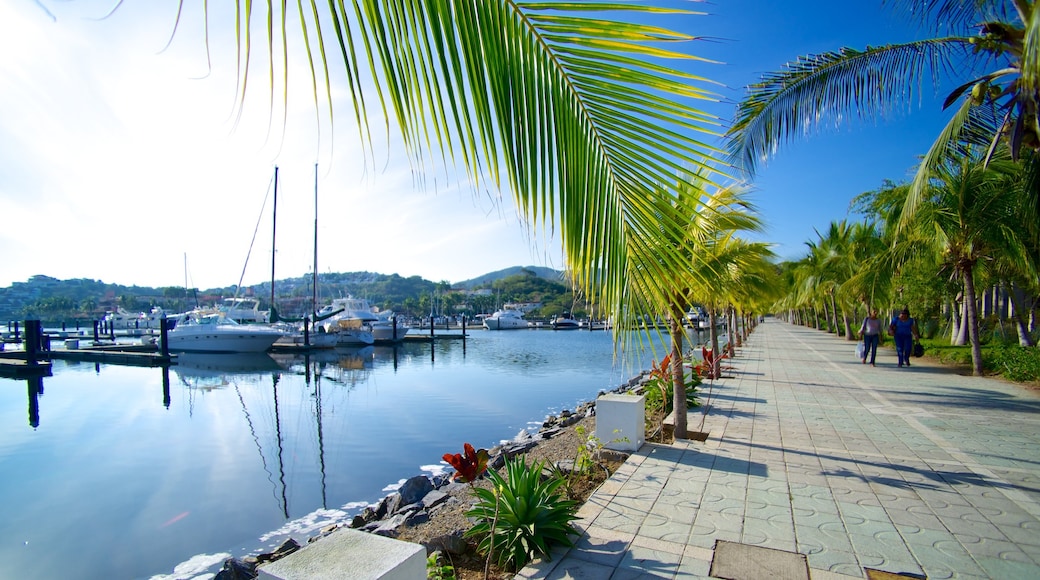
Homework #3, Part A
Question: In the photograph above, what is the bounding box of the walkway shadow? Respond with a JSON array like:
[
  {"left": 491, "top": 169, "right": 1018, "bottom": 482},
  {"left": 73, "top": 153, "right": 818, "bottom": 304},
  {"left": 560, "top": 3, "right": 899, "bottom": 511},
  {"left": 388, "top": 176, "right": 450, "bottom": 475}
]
[
  {"left": 708, "top": 393, "right": 768, "bottom": 404},
  {"left": 728, "top": 440, "right": 1040, "bottom": 495},
  {"left": 676, "top": 450, "right": 768, "bottom": 478},
  {"left": 902, "top": 387, "right": 1040, "bottom": 414}
]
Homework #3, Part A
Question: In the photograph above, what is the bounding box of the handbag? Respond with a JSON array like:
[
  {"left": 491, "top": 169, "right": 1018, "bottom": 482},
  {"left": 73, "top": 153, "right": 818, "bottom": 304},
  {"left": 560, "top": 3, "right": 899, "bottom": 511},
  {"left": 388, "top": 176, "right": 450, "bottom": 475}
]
[
  {"left": 856, "top": 342, "right": 865, "bottom": 359},
  {"left": 912, "top": 341, "right": 924, "bottom": 358}
]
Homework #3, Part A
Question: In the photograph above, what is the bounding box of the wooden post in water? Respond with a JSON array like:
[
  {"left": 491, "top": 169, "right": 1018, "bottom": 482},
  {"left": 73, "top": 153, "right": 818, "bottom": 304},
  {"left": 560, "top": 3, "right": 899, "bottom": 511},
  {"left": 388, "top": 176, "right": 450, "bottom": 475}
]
[
  {"left": 24, "top": 320, "right": 40, "bottom": 365},
  {"left": 303, "top": 317, "right": 310, "bottom": 348},
  {"left": 430, "top": 317, "right": 434, "bottom": 339},
  {"left": 13, "top": 321, "right": 20, "bottom": 342},
  {"left": 92, "top": 320, "right": 99, "bottom": 342},
  {"left": 159, "top": 317, "right": 170, "bottom": 359},
  {"left": 461, "top": 316, "right": 466, "bottom": 338},
  {"left": 392, "top": 316, "right": 398, "bottom": 341},
  {"left": 108, "top": 320, "right": 115, "bottom": 341}
]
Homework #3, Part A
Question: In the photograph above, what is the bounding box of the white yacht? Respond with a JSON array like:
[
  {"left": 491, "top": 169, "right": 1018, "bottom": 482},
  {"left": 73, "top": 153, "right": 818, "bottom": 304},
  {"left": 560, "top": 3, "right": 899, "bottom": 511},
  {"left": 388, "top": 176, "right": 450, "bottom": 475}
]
[
  {"left": 319, "top": 297, "right": 408, "bottom": 343},
  {"left": 483, "top": 309, "right": 529, "bottom": 330},
  {"left": 103, "top": 307, "right": 168, "bottom": 330},
  {"left": 167, "top": 311, "right": 283, "bottom": 353}
]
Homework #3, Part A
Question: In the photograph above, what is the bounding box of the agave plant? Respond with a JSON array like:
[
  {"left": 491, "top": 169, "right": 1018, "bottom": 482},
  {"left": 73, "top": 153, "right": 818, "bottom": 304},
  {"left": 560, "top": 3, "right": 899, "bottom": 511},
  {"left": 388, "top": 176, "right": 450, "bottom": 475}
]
[{"left": 465, "top": 456, "right": 579, "bottom": 571}]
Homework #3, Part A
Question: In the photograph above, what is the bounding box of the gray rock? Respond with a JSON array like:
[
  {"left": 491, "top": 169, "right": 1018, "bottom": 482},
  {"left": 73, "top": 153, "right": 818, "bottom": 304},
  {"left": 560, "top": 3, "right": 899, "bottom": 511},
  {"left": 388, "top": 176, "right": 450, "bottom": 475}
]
[
  {"left": 421, "top": 489, "right": 449, "bottom": 509},
  {"left": 383, "top": 492, "right": 403, "bottom": 517},
  {"left": 404, "top": 510, "right": 430, "bottom": 526},
  {"left": 426, "top": 532, "right": 469, "bottom": 555},
  {"left": 373, "top": 513, "right": 407, "bottom": 537},
  {"left": 398, "top": 475, "right": 434, "bottom": 505}
]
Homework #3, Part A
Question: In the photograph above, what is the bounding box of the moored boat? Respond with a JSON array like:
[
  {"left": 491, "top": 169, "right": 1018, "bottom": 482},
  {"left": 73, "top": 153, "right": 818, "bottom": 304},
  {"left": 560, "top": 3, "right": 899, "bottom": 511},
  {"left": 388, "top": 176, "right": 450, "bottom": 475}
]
[
  {"left": 167, "top": 311, "right": 283, "bottom": 353},
  {"left": 483, "top": 309, "right": 529, "bottom": 330},
  {"left": 551, "top": 312, "right": 581, "bottom": 330}
]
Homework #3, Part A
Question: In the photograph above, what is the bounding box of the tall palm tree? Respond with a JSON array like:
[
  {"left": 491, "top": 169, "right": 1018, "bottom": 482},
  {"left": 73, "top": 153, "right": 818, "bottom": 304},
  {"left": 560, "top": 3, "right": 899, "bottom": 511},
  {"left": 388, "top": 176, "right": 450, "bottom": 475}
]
[
  {"left": 194, "top": 2, "right": 725, "bottom": 341},
  {"left": 898, "top": 146, "right": 1029, "bottom": 375},
  {"left": 629, "top": 175, "right": 766, "bottom": 439},
  {"left": 728, "top": 0, "right": 1039, "bottom": 207}
]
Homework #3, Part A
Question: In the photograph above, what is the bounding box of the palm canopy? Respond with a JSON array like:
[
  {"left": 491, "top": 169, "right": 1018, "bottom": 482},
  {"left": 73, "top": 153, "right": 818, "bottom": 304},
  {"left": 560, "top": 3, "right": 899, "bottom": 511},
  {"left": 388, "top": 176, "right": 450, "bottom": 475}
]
[
  {"left": 727, "top": 0, "right": 1038, "bottom": 176},
  {"left": 201, "top": 1, "right": 726, "bottom": 338}
]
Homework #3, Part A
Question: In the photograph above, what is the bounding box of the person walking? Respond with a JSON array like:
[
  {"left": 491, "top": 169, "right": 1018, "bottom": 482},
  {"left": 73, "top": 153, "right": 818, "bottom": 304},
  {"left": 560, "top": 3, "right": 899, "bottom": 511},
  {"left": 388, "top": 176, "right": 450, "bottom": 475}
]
[
  {"left": 859, "top": 309, "right": 883, "bottom": 366},
  {"left": 889, "top": 308, "right": 920, "bottom": 368}
]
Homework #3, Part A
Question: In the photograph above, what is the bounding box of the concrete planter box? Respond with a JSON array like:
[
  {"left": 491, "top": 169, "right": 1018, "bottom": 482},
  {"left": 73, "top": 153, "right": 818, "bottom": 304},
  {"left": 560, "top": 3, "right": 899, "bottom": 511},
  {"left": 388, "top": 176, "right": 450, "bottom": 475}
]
[
  {"left": 596, "top": 393, "right": 644, "bottom": 451},
  {"left": 257, "top": 528, "right": 425, "bottom": 580}
]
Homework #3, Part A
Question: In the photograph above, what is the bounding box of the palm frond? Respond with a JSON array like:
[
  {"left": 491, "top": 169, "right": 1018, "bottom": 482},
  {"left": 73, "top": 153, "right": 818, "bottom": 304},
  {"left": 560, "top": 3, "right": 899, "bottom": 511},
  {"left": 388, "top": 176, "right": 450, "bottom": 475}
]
[
  {"left": 883, "top": 0, "right": 1014, "bottom": 34},
  {"left": 210, "top": 1, "right": 726, "bottom": 341},
  {"left": 727, "top": 38, "right": 971, "bottom": 174}
]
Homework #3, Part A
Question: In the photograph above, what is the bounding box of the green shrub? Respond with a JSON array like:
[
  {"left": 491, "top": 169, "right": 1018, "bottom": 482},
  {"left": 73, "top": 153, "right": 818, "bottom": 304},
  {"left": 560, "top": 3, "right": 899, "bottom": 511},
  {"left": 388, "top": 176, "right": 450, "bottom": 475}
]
[
  {"left": 426, "top": 552, "right": 456, "bottom": 580},
  {"left": 465, "top": 457, "right": 579, "bottom": 571},
  {"left": 988, "top": 345, "right": 1040, "bottom": 382}
]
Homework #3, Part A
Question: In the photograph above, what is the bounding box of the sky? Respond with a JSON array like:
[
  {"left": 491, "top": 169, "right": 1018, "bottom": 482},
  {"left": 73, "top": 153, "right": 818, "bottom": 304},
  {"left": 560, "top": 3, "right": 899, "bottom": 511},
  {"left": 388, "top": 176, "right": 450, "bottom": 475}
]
[{"left": 0, "top": 1, "right": 953, "bottom": 290}]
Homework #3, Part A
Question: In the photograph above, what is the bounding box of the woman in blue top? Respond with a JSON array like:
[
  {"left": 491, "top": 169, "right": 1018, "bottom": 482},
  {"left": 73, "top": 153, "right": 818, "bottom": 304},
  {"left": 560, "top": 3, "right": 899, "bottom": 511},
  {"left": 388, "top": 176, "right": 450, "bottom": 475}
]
[{"left": 889, "top": 308, "right": 920, "bottom": 368}]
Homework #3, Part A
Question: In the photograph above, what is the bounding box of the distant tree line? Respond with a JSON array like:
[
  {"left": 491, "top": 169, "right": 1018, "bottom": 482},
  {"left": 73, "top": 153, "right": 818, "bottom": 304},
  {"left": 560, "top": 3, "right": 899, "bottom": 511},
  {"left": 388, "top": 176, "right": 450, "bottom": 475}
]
[{"left": 0, "top": 268, "right": 587, "bottom": 323}]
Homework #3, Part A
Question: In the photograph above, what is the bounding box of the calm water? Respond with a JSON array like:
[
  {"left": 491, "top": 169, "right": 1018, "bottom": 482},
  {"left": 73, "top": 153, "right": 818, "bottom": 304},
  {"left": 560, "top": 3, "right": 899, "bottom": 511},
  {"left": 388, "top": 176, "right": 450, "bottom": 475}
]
[{"left": 0, "top": 329, "right": 696, "bottom": 579}]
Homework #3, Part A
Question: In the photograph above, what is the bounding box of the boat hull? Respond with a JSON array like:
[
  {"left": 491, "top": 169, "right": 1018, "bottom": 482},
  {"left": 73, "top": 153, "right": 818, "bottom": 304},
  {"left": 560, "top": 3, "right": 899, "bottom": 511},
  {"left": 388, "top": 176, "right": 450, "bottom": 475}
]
[{"left": 167, "top": 326, "right": 282, "bottom": 353}]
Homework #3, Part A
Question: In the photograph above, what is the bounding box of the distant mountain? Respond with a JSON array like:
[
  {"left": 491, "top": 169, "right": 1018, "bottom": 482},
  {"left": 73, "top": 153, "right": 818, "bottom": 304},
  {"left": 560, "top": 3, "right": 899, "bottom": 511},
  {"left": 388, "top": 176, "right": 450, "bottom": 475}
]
[{"left": 455, "top": 266, "right": 565, "bottom": 289}]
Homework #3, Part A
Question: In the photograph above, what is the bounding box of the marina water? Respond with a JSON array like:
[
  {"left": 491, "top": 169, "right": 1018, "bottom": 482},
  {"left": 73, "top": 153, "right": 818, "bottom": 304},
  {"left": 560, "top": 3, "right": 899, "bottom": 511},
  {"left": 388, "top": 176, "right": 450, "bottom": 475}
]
[{"left": 0, "top": 328, "right": 699, "bottom": 579}]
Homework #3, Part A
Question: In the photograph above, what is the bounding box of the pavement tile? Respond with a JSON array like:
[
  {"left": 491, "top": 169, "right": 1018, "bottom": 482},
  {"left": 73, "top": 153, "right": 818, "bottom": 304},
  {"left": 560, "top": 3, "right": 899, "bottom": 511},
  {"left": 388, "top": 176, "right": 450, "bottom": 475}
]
[
  {"left": 906, "top": 540, "right": 988, "bottom": 578},
  {"left": 638, "top": 512, "right": 693, "bottom": 544},
  {"left": 805, "top": 548, "right": 863, "bottom": 577},
  {"left": 740, "top": 516, "right": 796, "bottom": 552},
  {"left": 566, "top": 525, "right": 632, "bottom": 567},
  {"left": 674, "top": 544, "right": 712, "bottom": 579},
  {"left": 836, "top": 501, "right": 890, "bottom": 523},
  {"left": 612, "top": 541, "right": 681, "bottom": 579}
]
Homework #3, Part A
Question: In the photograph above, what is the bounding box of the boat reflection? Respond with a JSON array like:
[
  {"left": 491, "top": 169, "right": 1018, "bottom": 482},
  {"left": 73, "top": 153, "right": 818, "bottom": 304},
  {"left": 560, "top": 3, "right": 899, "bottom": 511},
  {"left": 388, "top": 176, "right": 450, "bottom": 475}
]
[{"left": 173, "top": 352, "right": 283, "bottom": 382}]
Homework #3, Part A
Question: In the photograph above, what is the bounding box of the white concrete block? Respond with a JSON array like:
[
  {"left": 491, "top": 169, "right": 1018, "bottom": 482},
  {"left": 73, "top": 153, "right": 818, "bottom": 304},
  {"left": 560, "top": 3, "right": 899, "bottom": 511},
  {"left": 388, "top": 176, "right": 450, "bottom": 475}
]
[
  {"left": 596, "top": 393, "right": 644, "bottom": 451},
  {"left": 257, "top": 528, "right": 425, "bottom": 580}
]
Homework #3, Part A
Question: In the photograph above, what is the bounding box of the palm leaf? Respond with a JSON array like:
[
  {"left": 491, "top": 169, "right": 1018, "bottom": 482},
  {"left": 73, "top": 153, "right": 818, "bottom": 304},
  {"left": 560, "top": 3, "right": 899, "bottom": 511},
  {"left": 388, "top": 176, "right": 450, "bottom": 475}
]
[
  {"left": 727, "top": 38, "right": 971, "bottom": 174},
  {"left": 203, "top": 1, "right": 724, "bottom": 342}
]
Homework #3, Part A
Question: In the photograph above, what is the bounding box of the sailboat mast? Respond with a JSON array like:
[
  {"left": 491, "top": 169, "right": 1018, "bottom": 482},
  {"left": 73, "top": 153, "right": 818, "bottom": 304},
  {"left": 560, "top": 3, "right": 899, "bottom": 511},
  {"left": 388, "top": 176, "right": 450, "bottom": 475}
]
[
  {"left": 312, "top": 163, "right": 318, "bottom": 317},
  {"left": 270, "top": 166, "right": 279, "bottom": 313}
]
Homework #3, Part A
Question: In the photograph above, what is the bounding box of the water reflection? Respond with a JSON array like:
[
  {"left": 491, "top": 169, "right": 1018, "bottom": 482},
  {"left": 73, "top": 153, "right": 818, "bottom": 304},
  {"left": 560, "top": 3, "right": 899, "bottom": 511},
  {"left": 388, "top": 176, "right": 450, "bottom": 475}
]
[{"left": 0, "top": 331, "right": 675, "bottom": 579}]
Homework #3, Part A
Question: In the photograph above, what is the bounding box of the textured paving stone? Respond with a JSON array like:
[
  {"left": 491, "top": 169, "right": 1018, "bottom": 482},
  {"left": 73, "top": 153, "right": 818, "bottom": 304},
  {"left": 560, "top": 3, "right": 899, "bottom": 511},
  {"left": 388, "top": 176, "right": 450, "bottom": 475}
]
[{"left": 515, "top": 320, "right": 1040, "bottom": 580}]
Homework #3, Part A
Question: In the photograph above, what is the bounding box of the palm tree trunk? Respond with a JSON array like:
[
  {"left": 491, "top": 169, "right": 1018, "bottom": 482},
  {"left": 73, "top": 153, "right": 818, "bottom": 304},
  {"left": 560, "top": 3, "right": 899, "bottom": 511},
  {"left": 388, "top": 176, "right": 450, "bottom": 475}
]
[
  {"left": 668, "top": 314, "right": 687, "bottom": 439},
  {"left": 709, "top": 308, "right": 721, "bottom": 377},
  {"left": 727, "top": 306, "right": 736, "bottom": 357},
  {"left": 1006, "top": 282, "right": 1035, "bottom": 347},
  {"left": 952, "top": 294, "right": 969, "bottom": 346},
  {"left": 829, "top": 292, "right": 840, "bottom": 335},
  {"left": 962, "top": 267, "right": 984, "bottom": 376},
  {"left": 841, "top": 307, "right": 853, "bottom": 340}
]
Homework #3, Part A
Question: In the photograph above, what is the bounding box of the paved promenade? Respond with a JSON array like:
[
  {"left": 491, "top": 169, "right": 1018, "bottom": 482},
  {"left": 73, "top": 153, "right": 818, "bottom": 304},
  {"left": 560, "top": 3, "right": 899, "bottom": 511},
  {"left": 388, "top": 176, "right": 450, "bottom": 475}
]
[{"left": 517, "top": 318, "right": 1040, "bottom": 580}]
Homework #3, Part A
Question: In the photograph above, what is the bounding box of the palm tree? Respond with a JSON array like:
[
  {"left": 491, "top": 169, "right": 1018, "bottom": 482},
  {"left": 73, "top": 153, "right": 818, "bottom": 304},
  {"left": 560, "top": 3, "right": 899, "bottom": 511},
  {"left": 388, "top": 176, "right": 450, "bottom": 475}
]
[
  {"left": 190, "top": 2, "right": 725, "bottom": 341},
  {"left": 897, "top": 146, "right": 1029, "bottom": 375},
  {"left": 728, "top": 1, "right": 1039, "bottom": 203},
  {"left": 626, "top": 174, "right": 768, "bottom": 439}
]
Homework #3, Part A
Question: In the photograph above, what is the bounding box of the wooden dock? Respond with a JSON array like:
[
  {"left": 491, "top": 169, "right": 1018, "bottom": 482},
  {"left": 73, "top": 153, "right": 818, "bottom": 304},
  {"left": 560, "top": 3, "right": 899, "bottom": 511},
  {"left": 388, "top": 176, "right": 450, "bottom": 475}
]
[
  {"left": 0, "top": 358, "right": 52, "bottom": 379},
  {"left": 0, "top": 342, "right": 173, "bottom": 369}
]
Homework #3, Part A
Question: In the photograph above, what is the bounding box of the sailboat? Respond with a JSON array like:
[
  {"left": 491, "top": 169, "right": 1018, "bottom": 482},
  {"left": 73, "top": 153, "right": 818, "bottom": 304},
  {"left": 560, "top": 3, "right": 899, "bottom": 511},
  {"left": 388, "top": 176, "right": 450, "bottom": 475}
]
[{"left": 271, "top": 165, "right": 340, "bottom": 349}]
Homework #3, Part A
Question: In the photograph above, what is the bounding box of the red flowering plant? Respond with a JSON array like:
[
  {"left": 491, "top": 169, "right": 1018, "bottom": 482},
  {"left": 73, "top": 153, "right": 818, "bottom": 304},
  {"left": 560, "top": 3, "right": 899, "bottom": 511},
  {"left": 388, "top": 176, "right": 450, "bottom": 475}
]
[{"left": 442, "top": 443, "right": 489, "bottom": 483}]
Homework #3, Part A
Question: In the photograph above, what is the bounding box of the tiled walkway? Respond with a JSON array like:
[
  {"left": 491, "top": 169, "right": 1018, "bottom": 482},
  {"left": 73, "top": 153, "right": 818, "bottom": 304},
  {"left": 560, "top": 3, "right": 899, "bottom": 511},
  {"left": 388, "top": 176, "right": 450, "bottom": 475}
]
[{"left": 517, "top": 319, "right": 1040, "bottom": 579}]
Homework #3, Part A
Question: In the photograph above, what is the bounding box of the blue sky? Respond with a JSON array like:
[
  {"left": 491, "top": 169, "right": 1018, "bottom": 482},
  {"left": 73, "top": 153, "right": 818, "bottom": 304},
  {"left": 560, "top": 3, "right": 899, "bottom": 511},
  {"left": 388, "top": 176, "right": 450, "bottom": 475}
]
[{"left": 0, "top": 1, "right": 952, "bottom": 289}]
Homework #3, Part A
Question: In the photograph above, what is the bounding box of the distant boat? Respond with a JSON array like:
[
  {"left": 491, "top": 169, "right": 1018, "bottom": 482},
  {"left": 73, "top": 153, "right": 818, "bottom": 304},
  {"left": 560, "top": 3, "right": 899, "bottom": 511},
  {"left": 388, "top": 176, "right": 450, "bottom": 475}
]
[
  {"left": 167, "top": 311, "right": 283, "bottom": 353},
  {"left": 103, "top": 307, "right": 167, "bottom": 330},
  {"left": 551, "top": 312, "right": 581, "bottom": 330},
  {"left": 483, "top": 309, "right": 529, "bottom": 330},
  {"left": 221, "top": 297, "right": 270, "bottom": 324},
  {"left": 318, "top": 296, "right": 407, "bottom": 343}
]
